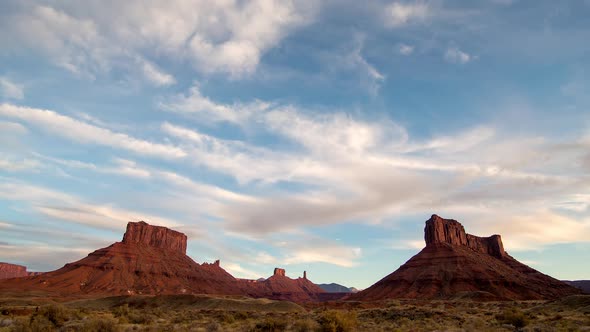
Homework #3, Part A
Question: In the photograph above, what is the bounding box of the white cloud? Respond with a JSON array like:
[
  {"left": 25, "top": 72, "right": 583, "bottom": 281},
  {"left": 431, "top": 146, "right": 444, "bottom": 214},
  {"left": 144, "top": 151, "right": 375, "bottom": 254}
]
[
  {"left": 223, "top": 262, "right": 263, "bottom": 280},
  {"left": 0, "top": 103, "right": 187, "bottom": 159},
  {"left": 0, "top": 1, "right": 318, "bottom": 79},
  {"left": 445, "top": 47, "right": 473, "bottom": 64},
  {"left": 398, "top": 43, "right": 414, "bottom": 55},
  {"left": 385, "top": 2, "right": 430, "bottom": 27},
  {"left": 138, "top": 59, "right": 176, "bottom": 86},
  {"left": 0, "top": 155, "right": 40, "bottom": 172},
  {"left": 160, "top": 85, "right": 272, "bottom": 124},
  {"left": 0, "top": 77, "right": 24, "bottom": 100},
  {"left": 284, "top": 245, "right": 362, "bottom": 267},
  {"left": 0, "top": 179, "right": 181, "bottom": 231}
]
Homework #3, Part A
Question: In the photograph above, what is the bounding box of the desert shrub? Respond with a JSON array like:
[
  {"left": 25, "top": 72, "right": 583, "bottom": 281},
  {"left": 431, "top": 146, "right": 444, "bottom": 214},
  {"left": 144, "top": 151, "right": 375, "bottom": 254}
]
[
  {"left": 127, "top": 310, "right": 154, "bottom": 325},
  {"left": 38, "top": 304, "right": 70, "bottom": 327},
  {"left": 317, "top": 310, "right": 358, "bottom": 332},
  {"left": 80, "top": 318, "right": 120, "bottom": 332},
  {"left": 250, "top": 317, "right": 288, "bottom": 332},
  {"left": 206, "top": 321, "right": 221, "bottom": 332},
  {"left": 112, "top": 304, "right": 130, "bottom": 318},
  {"left": 10, "top": 318, "right": 31, "bottom": 332},
  {"left": 496, "top": 308, "right": 529, "bottom": 328},
  {"left": 218, "top": 312, "right": 236, "bottom": 324},
  {"left": 23, "top": 316, "right": 56, "bottom": 332},
  {"left": 292, "top": 317, "right": 319, "bottom": 332}
]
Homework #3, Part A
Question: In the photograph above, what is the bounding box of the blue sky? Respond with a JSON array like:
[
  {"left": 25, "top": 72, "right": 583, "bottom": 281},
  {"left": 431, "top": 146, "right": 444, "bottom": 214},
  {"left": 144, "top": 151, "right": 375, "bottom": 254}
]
[{"left": 1, "top": 0, "right": 589, "bottom": 289}]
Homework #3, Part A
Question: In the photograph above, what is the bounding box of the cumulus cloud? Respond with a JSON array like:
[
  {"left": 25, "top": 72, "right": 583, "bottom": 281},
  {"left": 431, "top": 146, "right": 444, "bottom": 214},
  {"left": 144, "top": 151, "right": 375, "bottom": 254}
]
[
  {"left": 0, "top": 1, "right": 317, "bottom": 79},
  {"left": 445, "top": 47, "right": 474, "bottom": 64},
  {"left": 0, "top": 77, "right": 24, "bottom": 100},
  {"left": 0, "top": 103, "right": 186, "bottom": 159}
]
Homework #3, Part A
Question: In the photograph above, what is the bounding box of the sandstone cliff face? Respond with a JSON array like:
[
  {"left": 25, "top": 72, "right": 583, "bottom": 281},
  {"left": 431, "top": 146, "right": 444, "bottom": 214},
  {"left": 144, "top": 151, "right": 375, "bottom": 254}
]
[
  {"left": 122, "top": 221, "right": 187, "bottom": 254},
  {"left": 0, "top": 263, "right": 27, "bottom": 279},
  {"left": 273, "top": 268, "right": 286, "bottom": 277},
  {"left": 424, "top": 214, "right": 505, "bottom": 258}
]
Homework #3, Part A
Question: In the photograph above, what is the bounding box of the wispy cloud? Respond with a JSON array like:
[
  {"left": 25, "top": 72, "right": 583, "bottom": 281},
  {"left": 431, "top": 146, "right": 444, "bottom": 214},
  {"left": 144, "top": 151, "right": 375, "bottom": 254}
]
[
  {"left": 445, "top": 47, "right": 474, "bottom": 64},
  {"left": 398, "top": 43, "right": 415, "bottom": 55},
  {"left": 0, "top": 77, "right": 24, "bottom": 100},
  {"left": 0, "top": 103, "right": 186, "bottom": 159}
]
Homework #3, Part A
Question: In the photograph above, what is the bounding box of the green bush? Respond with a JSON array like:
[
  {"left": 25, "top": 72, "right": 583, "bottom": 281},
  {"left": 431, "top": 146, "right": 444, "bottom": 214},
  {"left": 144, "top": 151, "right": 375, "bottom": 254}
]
[
  {"left": 38, "top": 304, "right": 69, "bottom": 327},
  {"left": 496, "top": 308, "right": 529, "bottom": 328},
  {"left": 292, "top": 317, "right": 319, "bottom": 332},
  {"left": 112, "top": 304, "right": 130, "bottom": 318},
  {"left": 317, "top": 310, "right": 358, "bottom": 332},
  {"left": 250, "top": 317, "right": 288, "bottom": 332}
]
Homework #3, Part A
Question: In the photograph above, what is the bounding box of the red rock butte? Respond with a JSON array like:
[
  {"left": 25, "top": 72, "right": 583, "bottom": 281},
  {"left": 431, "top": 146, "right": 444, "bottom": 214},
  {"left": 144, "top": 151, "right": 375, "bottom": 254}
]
[
  {"left": 0, "top": 263, "right": 28, "bottom": 280},
  {"left": 425, "top": 214, "right": 505, "bottom": 258},
  {"left": 0, "top": 221, "right": 241, "bottom": 296},
  {"left": 122, "top": 221, "right": 187, "bottom": 254},
  {"left": 353, "top": 214, "right": 582, "bottom": 301}
]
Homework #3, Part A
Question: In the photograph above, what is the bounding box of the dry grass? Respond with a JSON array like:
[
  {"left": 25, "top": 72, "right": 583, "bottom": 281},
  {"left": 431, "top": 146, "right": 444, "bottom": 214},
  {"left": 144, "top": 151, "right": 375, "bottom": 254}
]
[{"left": 0, "top": 295, "right": 589, "bottom": 331}]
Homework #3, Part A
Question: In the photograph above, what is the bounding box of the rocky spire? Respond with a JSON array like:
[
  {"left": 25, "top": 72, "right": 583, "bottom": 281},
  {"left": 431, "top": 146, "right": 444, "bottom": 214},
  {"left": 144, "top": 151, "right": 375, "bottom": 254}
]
[
  {"left": 122, "top": 221, "right": 187, "bottom": 254},
  {"left": 424, "top": 214, "right": 505, "bottom": 258}
]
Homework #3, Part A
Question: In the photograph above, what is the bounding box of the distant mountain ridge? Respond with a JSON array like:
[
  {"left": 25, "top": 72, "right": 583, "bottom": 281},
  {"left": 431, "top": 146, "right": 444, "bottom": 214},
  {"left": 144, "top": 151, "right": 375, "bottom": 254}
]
[
  {"left": 563, "top": 280, "right": 590, "bottom": 294},
  {"left": 317, "top": 283, "right": 359, "bottom": 293}
]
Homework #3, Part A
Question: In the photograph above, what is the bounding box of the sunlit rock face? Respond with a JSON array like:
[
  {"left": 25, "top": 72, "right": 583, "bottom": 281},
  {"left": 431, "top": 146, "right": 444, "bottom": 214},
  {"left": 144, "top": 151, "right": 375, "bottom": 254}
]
[
  {"left": 122, "top": 221, "right": 187, "bottom": 254},
  {"left": 0, "top": 263, "right": 28, "bottom": 279},
  {"left": 424, "top": 214, "right": 505, "bottom": 258}
]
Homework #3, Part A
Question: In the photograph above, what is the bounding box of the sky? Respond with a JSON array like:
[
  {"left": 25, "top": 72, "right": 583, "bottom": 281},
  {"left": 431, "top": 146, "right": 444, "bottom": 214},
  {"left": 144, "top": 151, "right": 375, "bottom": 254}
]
[{"left": 0, "top": 0, "right": 589, "bottom": 289}]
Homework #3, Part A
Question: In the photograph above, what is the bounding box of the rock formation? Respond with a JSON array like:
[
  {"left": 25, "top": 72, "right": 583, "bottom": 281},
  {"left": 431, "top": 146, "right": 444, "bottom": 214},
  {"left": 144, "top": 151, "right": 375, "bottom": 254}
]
[
  {"left": 353, "top": 214, "right": 582, "bottom": 301},
  {"left": 242, "top": 268, "right": 326, "bottom": 302},
  {"left": 0, "top": 263, "right": 28, "bottom": 279},
  {"left": 122, "top": 221, "right": 187, "bottom": 254},
  {"left": 0, "top": 221, "right": 241, "bottom": 296},
  {"left": 425, "top": 215, "right": 505, "bottom": 258}
]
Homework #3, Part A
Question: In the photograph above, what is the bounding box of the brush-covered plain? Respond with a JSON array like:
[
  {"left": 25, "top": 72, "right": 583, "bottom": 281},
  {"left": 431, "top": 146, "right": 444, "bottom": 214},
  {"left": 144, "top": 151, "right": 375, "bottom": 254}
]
[{"left": 1, "top": 294, "right": 589, "bottom": 331}]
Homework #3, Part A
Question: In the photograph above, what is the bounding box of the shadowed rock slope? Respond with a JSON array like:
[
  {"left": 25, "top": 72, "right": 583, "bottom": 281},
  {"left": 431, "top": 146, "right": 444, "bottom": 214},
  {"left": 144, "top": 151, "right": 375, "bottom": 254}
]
[
  {"left": 0, "top": 222, "right": 241, "bottom": 296},
  {"left": 353, "top": 215, "right": 581, "bottom": 301}
]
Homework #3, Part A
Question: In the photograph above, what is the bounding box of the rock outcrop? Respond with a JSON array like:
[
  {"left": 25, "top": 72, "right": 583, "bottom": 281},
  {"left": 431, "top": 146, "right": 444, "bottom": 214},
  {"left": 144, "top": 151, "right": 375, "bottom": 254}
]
[
  {"left": 353, "top": 214, "right": 582, "bottom": 301},
  {"left": 0, "top": 221, "right": 241, "bottom": 296},
  {"left": 242, "top": 268, "right": 326, "bottom": 302},
  {"left": 0, "top": 263, "right": 28, "bottom": 279},
  {"left": 122, "top": 221, "right": 187, "bottom": 254},
  {"left": 425, "top": 215, "right": 505, "bottom": 258}
]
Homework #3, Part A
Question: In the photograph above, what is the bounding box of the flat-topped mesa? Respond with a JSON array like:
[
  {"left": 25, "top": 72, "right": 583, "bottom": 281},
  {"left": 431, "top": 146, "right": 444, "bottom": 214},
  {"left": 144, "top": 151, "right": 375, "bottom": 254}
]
[
  {"left": 273, "top": 268, "right": 286, "bottom": 277},
  {"left": 424, "top": 214, "right": 505, "bottom": 258},
  {"left": 0, "top": 263, "right": 28, "bottom": 279},
  {"left": 122, "top": 221, "right": 187, "bottom": 254}
]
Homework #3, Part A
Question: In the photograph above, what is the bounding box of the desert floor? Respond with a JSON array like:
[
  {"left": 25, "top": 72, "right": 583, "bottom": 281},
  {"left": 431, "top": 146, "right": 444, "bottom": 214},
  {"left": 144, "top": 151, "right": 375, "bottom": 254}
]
[{"left": 0, "top": 294, "right": 589, "bottom": 331}]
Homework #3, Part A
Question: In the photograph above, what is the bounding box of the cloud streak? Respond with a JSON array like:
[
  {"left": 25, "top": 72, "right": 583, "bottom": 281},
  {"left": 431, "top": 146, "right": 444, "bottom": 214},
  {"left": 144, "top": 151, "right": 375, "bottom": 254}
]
[{"left": 0, "top": 103, "right": 186, "bottom": 159}]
